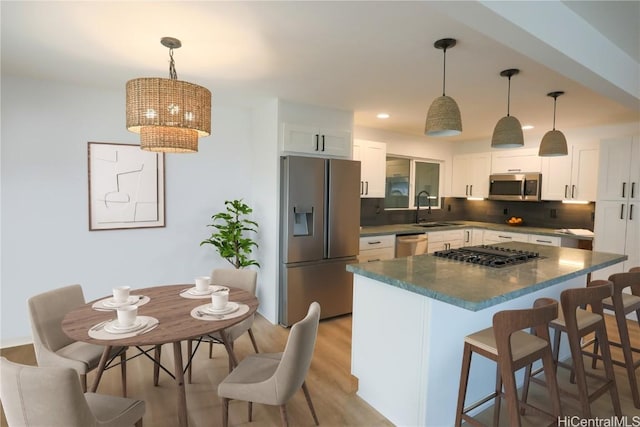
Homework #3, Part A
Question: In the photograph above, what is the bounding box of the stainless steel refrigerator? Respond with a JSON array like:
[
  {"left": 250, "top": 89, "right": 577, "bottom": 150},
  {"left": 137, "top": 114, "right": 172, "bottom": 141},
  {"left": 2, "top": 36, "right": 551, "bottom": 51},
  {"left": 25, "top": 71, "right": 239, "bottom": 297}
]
[{"left": 279, "top": 156, "right": 361, "bottom": 326}]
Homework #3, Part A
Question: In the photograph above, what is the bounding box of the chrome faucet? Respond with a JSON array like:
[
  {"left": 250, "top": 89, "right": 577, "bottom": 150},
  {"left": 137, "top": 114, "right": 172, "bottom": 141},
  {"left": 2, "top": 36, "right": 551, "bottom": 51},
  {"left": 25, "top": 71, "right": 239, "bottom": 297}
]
[{"left": 416, "top": 190, "right": 431, "bottom": 223}]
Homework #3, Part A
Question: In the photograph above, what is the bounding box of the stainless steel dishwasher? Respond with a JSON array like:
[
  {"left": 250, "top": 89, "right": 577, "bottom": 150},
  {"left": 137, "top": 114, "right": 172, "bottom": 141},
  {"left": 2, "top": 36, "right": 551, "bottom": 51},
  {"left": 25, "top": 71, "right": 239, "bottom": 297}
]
[{"left": 396, "top": 233, "right": 428, "bottom": 257}]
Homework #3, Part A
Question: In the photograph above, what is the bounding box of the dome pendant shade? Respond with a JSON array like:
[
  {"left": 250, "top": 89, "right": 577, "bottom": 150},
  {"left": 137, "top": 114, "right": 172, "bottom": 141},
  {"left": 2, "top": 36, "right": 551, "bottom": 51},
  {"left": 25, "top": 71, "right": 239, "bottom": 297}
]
[
  {"left": 491, "top": 68, "right": 523, "bottom": 148},
  {"left": 538, "top": 91, "right": 568, "bottom": 157},
  {"left": 538, "top": 130, "right": 568, "bottom": 156},
  {"left": 425, "top": 95, "right": 462, "bottom": 136},
  {"left": 425, "top": 38, "right": 462, "bottom": 137},
  {"left": 492, "top": 115, "right": 524, "bottom": 148}
]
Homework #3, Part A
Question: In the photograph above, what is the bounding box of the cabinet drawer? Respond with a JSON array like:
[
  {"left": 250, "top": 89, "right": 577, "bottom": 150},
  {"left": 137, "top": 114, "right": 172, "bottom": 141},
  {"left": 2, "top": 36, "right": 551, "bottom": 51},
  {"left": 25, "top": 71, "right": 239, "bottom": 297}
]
[
  {"left": 483, "top": 230, "right": 529, "bottom": 244},
  {"left": 358, "top": 247, "right": 395, "bottom": 263},
  {"left": 427, "top": 230, "right": 464, "bottom": 242},
  {"left": 359, "top": 234, "right": 395, "bottom": 250},
  {"left": 529, "top": 235, "right": 561, "bottom": 246}
]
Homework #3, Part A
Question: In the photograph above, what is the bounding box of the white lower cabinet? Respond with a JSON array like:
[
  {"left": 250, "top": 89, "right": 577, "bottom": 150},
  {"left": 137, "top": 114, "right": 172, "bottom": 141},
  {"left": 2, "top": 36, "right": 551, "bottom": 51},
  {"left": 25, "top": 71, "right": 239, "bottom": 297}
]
[
  {"left": 427, "top": 230, "right": 465, "bottom": 253},
  {"left": 358, "top": 235, "right": 395, "bottom": 262},
  {"left": 483, "top": 230, "right": 529, "bottom": 245},
  {"left": 463, "top": 228, "right": 484, "bottom": 246}
]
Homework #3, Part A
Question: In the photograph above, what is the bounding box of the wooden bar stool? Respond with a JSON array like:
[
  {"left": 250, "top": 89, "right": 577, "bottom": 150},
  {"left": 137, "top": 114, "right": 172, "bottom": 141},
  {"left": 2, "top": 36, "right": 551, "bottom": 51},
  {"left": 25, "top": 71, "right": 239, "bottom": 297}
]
[
  {"left": 454, "top": 298, "right": 561, "bottom": 427},
  {"left": 522, "top": 281, "right": 622, "bottom": 418},
  {"left": 589, "top": 271, "right": 640, "bottom": 408}
]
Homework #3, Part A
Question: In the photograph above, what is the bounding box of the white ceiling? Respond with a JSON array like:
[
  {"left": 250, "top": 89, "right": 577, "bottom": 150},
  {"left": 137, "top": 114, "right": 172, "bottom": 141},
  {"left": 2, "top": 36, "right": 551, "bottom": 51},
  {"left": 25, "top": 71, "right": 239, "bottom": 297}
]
[{"left": 2, "top": 1, "right": 639, "bottom": 142}]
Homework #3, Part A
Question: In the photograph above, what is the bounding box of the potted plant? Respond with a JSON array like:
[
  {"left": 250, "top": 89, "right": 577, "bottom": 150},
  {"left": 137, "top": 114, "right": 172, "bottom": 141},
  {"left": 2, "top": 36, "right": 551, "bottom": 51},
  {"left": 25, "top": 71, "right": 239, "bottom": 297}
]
[{"left": 201, "top": 199, "right": 260, "bottom": 269}]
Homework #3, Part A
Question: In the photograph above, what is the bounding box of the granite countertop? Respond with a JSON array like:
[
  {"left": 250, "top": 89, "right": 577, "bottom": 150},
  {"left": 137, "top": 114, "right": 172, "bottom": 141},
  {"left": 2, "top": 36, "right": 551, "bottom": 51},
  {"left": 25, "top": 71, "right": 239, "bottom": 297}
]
[
  {"left": 346, "top": 242, "right": 626, "bottom": 311},
  {"left": 360, "top": 220, "right": 594, "bottom": 240}
]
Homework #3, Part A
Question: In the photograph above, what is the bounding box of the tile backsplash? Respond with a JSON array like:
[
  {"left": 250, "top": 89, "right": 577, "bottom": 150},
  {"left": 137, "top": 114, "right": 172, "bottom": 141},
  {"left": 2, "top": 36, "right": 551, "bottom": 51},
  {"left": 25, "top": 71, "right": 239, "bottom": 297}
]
[{"left": 361, "top": 197, "right": 595, "bottom": 230}]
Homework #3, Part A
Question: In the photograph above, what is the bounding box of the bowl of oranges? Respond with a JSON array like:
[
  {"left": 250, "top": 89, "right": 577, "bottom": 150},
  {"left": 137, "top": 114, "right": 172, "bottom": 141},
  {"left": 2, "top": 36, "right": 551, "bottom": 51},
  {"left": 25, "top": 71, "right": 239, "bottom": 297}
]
[{"left": 506, "top": 217, "right": 524, "bottom": 226}]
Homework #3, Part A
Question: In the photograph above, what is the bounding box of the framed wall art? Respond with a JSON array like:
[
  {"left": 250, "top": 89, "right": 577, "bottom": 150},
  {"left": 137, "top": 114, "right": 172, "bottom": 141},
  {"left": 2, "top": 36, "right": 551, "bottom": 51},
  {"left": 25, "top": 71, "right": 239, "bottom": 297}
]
[{"left": 88, "top": 142, "right": 165, "bottom": 230}]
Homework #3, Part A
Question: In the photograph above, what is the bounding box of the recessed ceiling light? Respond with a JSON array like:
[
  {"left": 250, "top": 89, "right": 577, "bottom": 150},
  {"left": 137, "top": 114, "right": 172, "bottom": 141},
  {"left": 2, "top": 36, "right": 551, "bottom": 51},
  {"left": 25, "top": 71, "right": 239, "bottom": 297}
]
[
  {"left": 522, "top": 125, "right": 534, "bottom": 130},
  {"left": 376, "top": 113, "right": 390, "bottom": 119}
]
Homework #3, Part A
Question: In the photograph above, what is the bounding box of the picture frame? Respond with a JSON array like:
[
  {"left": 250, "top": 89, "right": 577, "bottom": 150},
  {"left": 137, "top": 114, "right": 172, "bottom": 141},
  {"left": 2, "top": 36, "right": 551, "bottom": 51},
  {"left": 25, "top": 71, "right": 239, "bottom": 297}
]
[{"left": 88, "top": 142, "right": 165, "bottom": 231}]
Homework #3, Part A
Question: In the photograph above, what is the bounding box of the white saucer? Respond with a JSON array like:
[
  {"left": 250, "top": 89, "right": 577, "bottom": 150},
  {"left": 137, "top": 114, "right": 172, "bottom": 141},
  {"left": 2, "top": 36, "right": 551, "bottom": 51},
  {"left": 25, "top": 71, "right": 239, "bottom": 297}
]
[
  {"left": 187, "top": 287, "right": 213, "bottom": 296},
  {"left": 204, "top": 301, "right": 239, "bottom": 315},
  {"left": 102, "top": 296, "right": 140, "bottom": 308},
  {"left": 104, "top": 318, "right": 147, "bottom": 334}
]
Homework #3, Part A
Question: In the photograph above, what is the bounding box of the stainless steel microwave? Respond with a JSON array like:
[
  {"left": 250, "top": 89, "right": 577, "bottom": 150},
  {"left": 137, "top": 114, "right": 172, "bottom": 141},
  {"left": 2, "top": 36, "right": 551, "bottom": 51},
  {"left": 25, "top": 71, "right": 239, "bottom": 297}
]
[{"left": 488, "top": 173, "right": 542, "bottom": 201}]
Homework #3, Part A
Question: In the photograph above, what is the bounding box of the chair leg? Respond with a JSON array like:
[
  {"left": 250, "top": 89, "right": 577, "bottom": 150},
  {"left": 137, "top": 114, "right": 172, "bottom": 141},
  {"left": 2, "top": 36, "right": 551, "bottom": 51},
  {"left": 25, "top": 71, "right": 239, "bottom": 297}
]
[
  {"left": 613, "top": 304, "right": 640, "bottom": 408},
  {"left": 493, "top": 366, "right": 502, "bottom": 427},
  {"left": 566, "top": 326, "right": 592, "bottom": 417},
  {"left": 520, "top": 363, "right": 532, "bottom": 416},
  {"left": 541, "top": 349, "right": 562, "bottom": 418},
  {"left": 279, "top": 404, "right": 289, "bottom": 427},
  {"left": 187, "top": 340, "right": 193, "bottom": 384},
  {"left": 209, "top": 341, "right": 213, "bottom": 359},
  {"left": 499, "top": 361, "right": 521, "bottom": 427},
  {"left": 153, "top": 345, "right": 161, "bottom": 386},
  {"left": 120, "top": 350, "right": 127, "bottom": 397},
  {"left": 222, "top": 398, "right": 230, "bottom": 427},
  {"left": 248, "top": 328, "right": 259, "bottom": 353},
  {"left": 302, "top": 381, "right": 319, "bottom": 425},
  {"left": 454, "top": 343, "right": 472, "bottom": 427},
  {"left": 596, "top": 325, "right": 622, "bottom": 416},
  {"left": 248, "top": 402, "right": 253, "bottom": 422}
]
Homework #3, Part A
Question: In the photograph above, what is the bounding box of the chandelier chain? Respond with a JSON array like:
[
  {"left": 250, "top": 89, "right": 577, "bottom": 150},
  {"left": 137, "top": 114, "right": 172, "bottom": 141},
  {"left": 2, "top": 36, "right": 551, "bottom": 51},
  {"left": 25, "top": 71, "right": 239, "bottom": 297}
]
[{"left": 168, "top": 48, "right": 178, "bottom": 80}]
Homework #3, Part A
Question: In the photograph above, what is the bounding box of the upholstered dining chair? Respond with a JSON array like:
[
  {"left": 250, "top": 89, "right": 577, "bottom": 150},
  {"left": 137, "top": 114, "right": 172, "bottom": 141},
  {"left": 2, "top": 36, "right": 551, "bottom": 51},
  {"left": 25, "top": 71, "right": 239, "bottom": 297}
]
[
  {"left": 217, "top": 301, "right": 321, "bottom": 427},
  {"left": 27, "top": 284, "right": 128, "bottom": 395},
  {"left": 183, "top": 268, "right": 259, "bottom": 382},
  {"left": 0, "top": 357, "right": 145, "bottom": 427}
]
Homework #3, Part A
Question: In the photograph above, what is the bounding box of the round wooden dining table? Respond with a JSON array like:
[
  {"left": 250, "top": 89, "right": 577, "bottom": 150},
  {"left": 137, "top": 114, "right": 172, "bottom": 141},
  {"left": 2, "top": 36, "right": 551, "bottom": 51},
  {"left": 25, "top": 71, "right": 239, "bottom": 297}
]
[{"left": 62, "top": 284, "right": 259, "bottom": 427}]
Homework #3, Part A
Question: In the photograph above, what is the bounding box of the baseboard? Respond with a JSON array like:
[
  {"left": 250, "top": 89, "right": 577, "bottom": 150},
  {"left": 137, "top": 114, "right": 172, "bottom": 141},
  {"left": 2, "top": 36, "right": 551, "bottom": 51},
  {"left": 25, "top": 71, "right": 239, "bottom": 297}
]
[{"left": 1, "top": 336, "right": 33, "bottom": 350}]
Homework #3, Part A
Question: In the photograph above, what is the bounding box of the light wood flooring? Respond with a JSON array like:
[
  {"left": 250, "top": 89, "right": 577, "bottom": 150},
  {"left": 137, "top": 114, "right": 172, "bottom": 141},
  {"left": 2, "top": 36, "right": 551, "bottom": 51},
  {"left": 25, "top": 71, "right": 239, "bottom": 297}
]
[{"left": 2, "top": 313, "right": 639, "bottom": 426}]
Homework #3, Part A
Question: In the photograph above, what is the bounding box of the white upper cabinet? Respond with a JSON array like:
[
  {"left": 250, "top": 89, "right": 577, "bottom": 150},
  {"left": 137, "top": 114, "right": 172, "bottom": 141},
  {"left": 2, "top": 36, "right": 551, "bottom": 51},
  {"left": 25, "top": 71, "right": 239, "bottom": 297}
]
[
  {"left": 541, "top": 141, "right": 599, "bottom": 201},
  {"left": 451, "top": 153, "right": 491, "bottom": 198},
  {"left": 353, "top": 139, "right": 386, "bottom": 198},
  {"left": 593, "top": 135, "right": 640, "bottom": 279},
  {"left": 597, "top": 136, "right": 640, "bottom": 201},
  {"left": 282, "top": 123, "right": 352, "bottom": 158},
  {"left": 491, "top": 148, "right": 542, "bottom": 174}
]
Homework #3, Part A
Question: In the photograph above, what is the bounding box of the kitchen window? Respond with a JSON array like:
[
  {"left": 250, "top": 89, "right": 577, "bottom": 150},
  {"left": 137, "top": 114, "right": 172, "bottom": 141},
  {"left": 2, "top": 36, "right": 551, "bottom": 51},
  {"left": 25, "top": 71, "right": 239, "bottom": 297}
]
[{"left": 384, "top": 156, "right": 441, "bottom": 209}]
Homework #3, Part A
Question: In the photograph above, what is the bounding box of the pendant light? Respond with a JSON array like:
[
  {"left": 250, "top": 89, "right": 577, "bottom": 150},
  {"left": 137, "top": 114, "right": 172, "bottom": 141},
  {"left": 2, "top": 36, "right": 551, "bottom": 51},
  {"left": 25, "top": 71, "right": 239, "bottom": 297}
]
[
  {"left": 538, "top": 91, "right": 568, "bottom": 157},
  {"left": 491, "top": 69, "right": 524, "bottom": 148},
  {"left": 126, "top": 37, "right": 212, "bottom": 153},
  {"left": 425, "top": 38, "right": 462, "bottom": 137}
]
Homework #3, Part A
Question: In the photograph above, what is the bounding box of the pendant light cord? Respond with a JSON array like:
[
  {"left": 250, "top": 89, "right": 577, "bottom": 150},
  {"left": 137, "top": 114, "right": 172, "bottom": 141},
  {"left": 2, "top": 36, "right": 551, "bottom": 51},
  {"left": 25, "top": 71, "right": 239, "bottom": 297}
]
[
  {"left": 442, "top": 47, "right": 447, "bottom": 96},
  {"left": 168, "top": 48, "right": 178, "bottom": 80},
  {"left": 552, "top": 97, "right": 557, "bottom": 130},
  {"left": 506, "top": 76, "right": 512, "bottom": 117}
]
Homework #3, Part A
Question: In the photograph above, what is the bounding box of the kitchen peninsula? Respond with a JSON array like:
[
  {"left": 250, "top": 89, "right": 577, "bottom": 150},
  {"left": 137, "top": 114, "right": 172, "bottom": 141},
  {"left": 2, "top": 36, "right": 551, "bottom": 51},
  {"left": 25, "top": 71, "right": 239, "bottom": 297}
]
[{"left": 346, "top": 242, "right": 626, "bottom": 426}]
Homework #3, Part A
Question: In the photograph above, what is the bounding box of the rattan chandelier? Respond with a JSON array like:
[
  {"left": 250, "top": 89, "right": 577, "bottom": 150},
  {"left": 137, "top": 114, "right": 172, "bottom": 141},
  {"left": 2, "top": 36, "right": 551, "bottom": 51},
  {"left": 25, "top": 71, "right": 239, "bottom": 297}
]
[{"left": 126, "top": 37, "right": 211, "bottom": 153}]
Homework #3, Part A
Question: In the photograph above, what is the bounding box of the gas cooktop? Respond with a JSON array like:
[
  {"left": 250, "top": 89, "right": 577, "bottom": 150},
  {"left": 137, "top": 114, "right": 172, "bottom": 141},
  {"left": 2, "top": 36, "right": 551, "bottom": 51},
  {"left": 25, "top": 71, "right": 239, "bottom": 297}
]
[{"left": 433, "top": 245, "right": 542, "bottom": 268}]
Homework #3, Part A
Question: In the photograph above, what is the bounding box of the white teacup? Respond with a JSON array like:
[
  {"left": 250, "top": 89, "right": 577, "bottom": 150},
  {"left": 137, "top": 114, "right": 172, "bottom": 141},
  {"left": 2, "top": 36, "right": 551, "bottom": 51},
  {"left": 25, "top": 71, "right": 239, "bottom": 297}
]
[
  {"left": 113, "top": 286, "right": 131, "bottom": 303},
  {"left": 211, "top": 288, "right": 230, "bottom": 310},
  {"left": 195, "top": 276, "right": 211, "bottom": 292},
  {"left": 116, "top": 305, "right": 138, "bottom": 327}
]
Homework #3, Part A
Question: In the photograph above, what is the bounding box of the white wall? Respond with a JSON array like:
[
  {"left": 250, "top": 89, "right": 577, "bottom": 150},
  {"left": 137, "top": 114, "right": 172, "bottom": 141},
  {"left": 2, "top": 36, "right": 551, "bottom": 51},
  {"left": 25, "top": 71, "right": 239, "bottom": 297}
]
[{"left": 0, "top": 75, "right": 268, "bottom": 346}]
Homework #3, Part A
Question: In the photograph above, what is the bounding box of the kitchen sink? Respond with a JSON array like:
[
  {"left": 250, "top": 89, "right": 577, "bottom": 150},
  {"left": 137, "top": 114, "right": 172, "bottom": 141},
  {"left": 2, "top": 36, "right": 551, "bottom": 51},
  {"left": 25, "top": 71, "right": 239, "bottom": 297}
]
[{"left": 414, "top": 222, "right": 461, "bottom": 228}]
